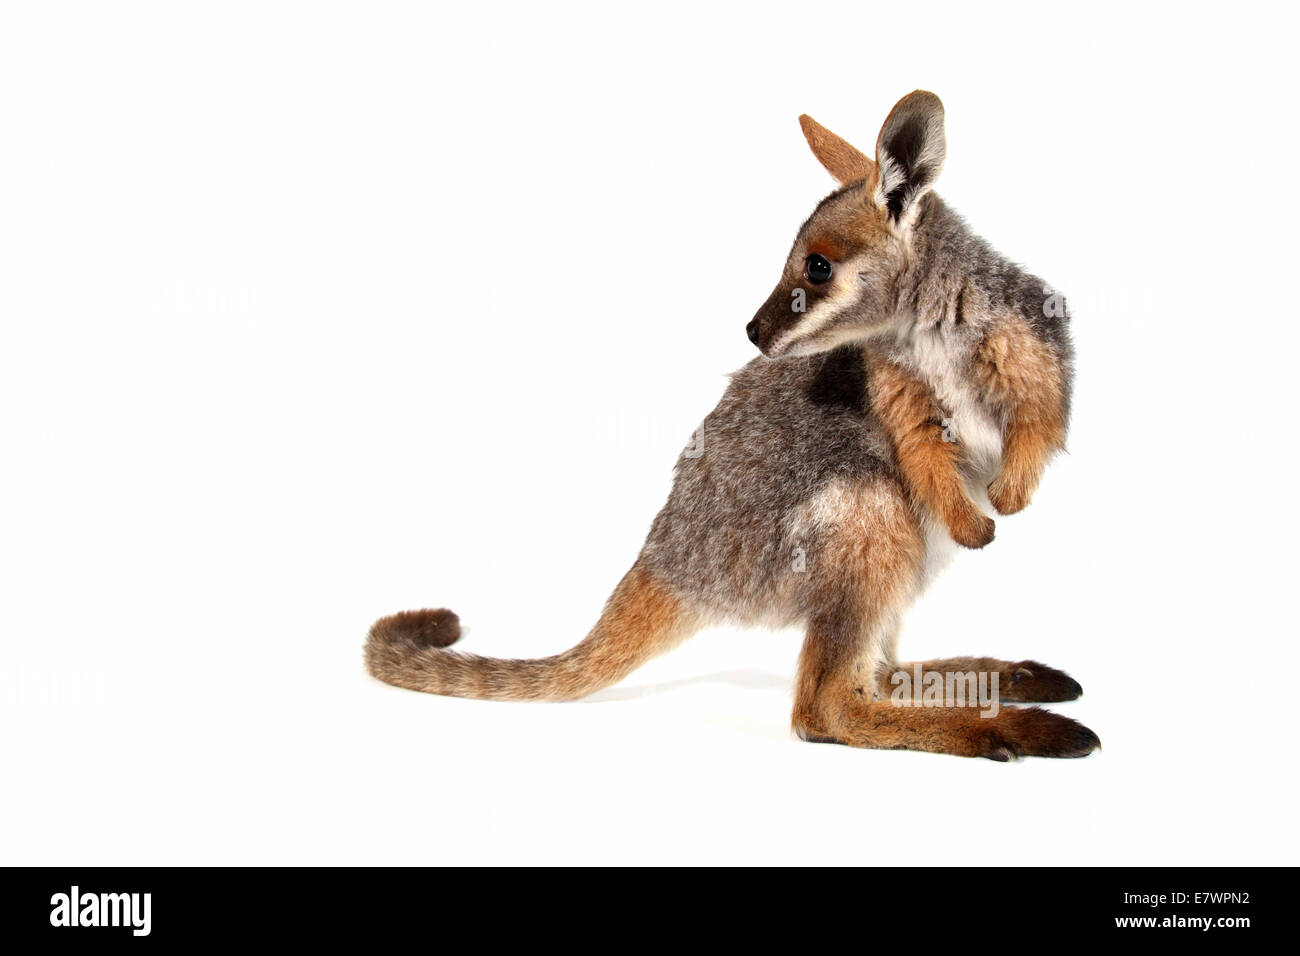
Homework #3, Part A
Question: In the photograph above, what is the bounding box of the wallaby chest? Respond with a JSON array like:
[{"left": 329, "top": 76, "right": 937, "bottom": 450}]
[{"left": 896, "top": 323, "right": 1003, "bottom": 485}]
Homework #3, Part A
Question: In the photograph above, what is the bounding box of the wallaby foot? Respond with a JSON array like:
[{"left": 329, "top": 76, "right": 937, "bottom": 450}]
[
  {"left": 887, "top": 657, "right": 1083, "bottom": 703},
  {"left": 793, "top": 578, "right": 1097, "bottom": 759},
  {"left": 795, "top": 700, "right": 1100, "bottom": 760}
]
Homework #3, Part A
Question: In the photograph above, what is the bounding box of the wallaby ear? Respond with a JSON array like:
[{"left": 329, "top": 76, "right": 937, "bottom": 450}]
[
  {"left": 799, "top": 114, "right": 875, "bottom": 186},
  {"left": 874, "top": 90, "right": 946, "bottom": 223}
]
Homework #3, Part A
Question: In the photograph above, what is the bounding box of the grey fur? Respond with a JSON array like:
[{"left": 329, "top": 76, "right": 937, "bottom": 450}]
[{"left": 640, "top": 346, "right": 898, "bottom": 625}]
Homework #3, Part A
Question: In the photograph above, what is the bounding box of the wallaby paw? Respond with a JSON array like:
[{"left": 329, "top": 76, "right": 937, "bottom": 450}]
[
  {"left": 1001, "top": 661, "right": 1083, "bottom": 702},
  {"left": 975, "top": 707, "right": 1100, "bottom": 760},
  {"left": 949, "top": 508, "right": 996, "bottom": 549},
  {"left": 987, "top": 474, "right": 1031, "bottom": 516}
]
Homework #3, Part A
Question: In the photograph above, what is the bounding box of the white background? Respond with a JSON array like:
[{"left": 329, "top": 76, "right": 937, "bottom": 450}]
[{"left": 3, "top": 1, "right": 1297, "bottom": 865}]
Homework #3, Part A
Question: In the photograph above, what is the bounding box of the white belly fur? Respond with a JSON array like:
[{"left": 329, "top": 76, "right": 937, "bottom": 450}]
[
  {"left": 899, "top": 325, "right": 1003, "bottom": 488},
  {"left": 897, "top": 324, "right": 1004, "bottom": 585}
]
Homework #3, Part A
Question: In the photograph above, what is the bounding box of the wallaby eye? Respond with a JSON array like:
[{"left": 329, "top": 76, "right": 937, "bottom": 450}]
[{"left": 804, "top": 253, "right": 834, "bottom": 284}]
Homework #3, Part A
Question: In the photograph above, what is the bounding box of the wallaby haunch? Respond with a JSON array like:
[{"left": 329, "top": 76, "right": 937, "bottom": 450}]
[{"left": 366, "top": 91, "right": 1099, "bottom": 760}]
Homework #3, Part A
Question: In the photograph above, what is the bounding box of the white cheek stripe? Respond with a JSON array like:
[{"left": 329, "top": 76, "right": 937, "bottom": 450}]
[{"left": 769, "top": 264, "right": 865, "bottom": 356}]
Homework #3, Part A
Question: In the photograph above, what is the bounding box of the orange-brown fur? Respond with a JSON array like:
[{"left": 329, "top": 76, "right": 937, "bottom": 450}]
[
  {"left": 365, "top": 564, "right": 698, "bottom": 701},
  {"left": 787, "top": 487, "right": 1094, "bottom": 758},
  {"left": 882, "top": 657, "right": 1083, "bottom": 704},
  {"left": 791, "top": 478, "right": 925, "bottom": 733},
  {"left": 858, "top": 313, "right": 1069, "bottom": 547},
  {"left": 800, "top": 694, "right": 1098, "bottom": 760},
  {"left": 797, "top": 114, "right": 875, "bottom": 188},
  {"left": 974, "top": 315, "right": 1069, "bottom": 515},
  {"left": 865, "top": 351, "right": 995, "bottom": 548}
]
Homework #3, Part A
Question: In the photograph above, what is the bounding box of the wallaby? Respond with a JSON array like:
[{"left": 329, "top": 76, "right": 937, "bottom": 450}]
[{"left": 366, "top": 91, "right": 1099, "bottom": 760}]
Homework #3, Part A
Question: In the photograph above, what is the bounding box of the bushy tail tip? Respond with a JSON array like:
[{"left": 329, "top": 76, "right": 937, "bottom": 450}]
[{"left": 369, "top": 607, "right": 462, "bottom": 650}]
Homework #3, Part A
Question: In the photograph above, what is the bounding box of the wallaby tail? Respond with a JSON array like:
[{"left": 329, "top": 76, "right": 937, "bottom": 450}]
[{"left": 364, "top": 563, "right": 699, "bottom": 701}]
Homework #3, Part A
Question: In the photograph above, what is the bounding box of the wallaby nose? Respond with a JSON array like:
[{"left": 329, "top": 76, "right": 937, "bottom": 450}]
[{"left": 746, "top": 318, "right": 761, "bottom": 345}]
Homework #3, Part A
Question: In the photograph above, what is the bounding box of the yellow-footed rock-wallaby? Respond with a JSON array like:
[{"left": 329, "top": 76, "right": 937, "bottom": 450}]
[{"left": 366, "top": 91, "right": 1097, "bottom": 760}]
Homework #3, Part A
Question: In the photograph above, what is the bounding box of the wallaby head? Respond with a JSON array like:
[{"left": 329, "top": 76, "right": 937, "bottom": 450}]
[{"left": 746, "top": 90, "right": 947, "bottom": 358}]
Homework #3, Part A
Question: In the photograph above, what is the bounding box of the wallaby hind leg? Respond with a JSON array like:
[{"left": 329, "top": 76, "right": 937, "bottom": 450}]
[
  {"left": 794, "top": 621, "right": 1099, "bottom": 759},
  {"left": 883, "top": 657, "right": 1084, "bottom": 703},
  {"left": 787, "top": 494, "right": 1098, "bottom": 759}
]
